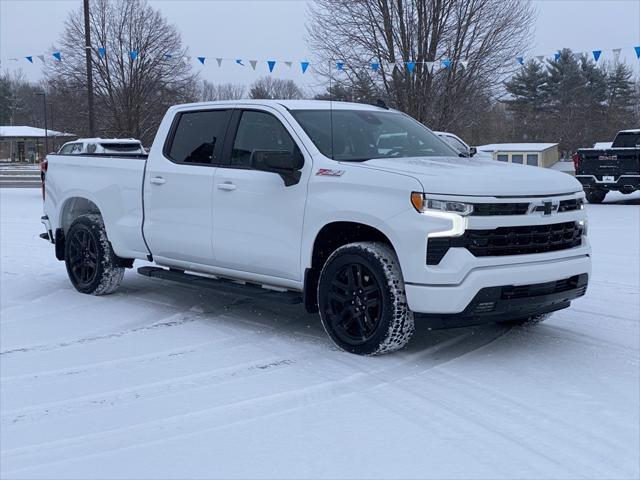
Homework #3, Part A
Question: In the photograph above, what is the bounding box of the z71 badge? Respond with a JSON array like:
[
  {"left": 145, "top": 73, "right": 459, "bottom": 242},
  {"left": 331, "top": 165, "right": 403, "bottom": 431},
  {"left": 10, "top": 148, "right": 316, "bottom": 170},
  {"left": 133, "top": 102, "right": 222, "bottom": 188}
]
[{"left": 316, "top": 169, "right": 345, "bottom": 177}]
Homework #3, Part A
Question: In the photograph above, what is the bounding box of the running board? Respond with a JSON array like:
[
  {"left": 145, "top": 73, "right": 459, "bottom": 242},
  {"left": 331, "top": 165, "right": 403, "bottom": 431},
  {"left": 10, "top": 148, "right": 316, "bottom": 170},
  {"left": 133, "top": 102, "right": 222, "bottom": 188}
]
[{"left": 137, "top": 266, "right": 303, "bottom": 304}]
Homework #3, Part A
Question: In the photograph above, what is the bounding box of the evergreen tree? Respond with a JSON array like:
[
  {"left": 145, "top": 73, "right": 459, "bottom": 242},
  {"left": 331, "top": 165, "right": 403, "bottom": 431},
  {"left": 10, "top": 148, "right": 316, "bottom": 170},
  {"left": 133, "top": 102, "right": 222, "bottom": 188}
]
[
  {"left": 0, "top": 75, "right": 12, "bottom": 124},
  {"left": 503, "top": 60, "right": 548, "bottom": 140},
  {"left": 605, "top": 62, "right": 637, "bottom": 133}
]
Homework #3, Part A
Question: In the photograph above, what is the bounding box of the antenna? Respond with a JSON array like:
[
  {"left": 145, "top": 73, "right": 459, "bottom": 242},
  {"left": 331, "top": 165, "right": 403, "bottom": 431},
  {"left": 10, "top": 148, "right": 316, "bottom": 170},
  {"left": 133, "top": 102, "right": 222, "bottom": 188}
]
[{"left": 329, "top": 60, "right": 334, "bottom": 160}]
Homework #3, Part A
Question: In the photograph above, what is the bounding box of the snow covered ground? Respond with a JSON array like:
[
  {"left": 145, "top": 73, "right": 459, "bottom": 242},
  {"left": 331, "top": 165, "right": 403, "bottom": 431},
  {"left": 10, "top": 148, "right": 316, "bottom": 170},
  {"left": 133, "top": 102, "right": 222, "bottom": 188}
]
[{"left": 1, "top": 188, "right": 638, "bottom": 479}]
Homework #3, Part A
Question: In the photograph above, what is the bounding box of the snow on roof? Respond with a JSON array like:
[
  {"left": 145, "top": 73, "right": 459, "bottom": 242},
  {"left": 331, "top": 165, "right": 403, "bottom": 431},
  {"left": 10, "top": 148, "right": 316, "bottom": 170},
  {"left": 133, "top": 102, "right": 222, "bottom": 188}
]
[
  {"left": 70, "top": 137, "right": 142, "bottom": 144},
  {"left": 477, "top": 143, "right": 558, "bottom": 152},
  {"left": 0, "top": 126, "right": 75, "bottom": 138},
  {"left": 550, "top": 161, "right": 575, "bottom": 173},
  {"left": 619, "top": 129, "right": 640, "bottom": 133},
  {"left": 593, "top": 142, "right": 613, "bottom": 149}
]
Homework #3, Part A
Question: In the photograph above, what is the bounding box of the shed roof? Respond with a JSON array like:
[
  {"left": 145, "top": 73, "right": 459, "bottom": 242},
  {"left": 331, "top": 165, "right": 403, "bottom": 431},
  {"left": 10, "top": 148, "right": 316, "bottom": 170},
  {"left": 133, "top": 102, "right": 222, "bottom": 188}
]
[
  {"left": 477, "top": 143, "right": 558, "bottom": 152},
  {"left": 0, "top": 126, "right": 75, "bottom": 138}
]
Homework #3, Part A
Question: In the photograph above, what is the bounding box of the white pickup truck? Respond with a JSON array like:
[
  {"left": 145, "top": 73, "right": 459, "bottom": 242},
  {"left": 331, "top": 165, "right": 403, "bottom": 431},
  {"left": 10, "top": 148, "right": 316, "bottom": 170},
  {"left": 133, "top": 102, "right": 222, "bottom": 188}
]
[{"left": 41, "top": 100, "right": 591, "bottom": 355}]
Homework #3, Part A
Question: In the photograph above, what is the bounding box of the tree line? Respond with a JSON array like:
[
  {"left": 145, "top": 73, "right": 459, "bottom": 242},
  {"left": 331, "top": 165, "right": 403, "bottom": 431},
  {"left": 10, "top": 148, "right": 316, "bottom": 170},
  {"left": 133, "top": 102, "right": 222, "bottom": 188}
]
[{"left": 1, "top": 0, "right": 638, "bottom": 152}]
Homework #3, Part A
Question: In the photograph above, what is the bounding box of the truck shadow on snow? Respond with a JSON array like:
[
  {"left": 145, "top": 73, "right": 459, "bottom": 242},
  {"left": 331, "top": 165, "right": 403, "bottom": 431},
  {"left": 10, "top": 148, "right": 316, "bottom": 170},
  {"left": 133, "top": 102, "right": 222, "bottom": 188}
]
[{"left": 117, "top": 272, "right": 512, "bottom": 361}]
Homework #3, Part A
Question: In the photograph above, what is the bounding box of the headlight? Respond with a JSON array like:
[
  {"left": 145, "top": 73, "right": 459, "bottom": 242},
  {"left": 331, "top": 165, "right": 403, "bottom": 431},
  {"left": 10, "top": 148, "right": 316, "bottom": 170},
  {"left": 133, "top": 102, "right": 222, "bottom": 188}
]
[
  {"left": 411, "top": 193, "right": 473, "bottom": 216},
  {"left": 411, "top": 193, "right": 469, "bottom": 238}
]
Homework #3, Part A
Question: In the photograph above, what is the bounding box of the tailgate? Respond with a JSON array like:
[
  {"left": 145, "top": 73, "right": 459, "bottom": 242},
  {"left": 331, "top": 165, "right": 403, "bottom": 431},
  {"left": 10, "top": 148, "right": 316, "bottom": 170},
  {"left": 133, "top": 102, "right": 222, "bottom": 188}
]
[{"left": 577, "top": 148, "right": 640, "bottom": 178}]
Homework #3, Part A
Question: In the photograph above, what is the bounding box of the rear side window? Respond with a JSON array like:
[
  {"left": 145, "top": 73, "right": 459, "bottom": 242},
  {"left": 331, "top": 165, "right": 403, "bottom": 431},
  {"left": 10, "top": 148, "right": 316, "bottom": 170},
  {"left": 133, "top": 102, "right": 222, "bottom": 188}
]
[
  {"left": 612, "top": 132, "right": 640, "bottom": 148},
  {"left": 230, "top": 111, "right": 296, "bottom": 167},
  {"left": 167, "top": 109, "right": 231, "bottom": 164}
]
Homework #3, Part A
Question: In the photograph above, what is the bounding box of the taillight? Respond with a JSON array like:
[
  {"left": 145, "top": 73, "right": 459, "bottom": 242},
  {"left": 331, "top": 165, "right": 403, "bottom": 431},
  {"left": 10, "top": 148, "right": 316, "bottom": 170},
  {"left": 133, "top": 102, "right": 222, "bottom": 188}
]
[
  {"left": 572, "top": 152, "right": 580, "bottom": 172},
  {"left": 40, "top": 158, "right": 48, "bottom": 201}
]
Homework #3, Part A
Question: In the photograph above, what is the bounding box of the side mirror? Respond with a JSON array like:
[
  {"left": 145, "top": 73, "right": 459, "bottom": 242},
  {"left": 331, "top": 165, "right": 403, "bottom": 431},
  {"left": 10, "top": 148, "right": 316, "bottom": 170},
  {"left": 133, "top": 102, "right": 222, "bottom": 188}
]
[
  {"left": 469, "top": 146, "right": 477, "bottom": 157},
  {"left": 251, "top": 149, "right": 304, "bottom": 186}
]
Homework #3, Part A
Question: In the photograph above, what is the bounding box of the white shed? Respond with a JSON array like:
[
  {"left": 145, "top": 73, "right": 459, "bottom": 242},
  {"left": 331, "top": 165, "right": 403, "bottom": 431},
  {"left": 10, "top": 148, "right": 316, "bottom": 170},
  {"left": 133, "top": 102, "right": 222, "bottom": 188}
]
[{"left": 476, "top": 143, "right": 559, "bottom": 168}]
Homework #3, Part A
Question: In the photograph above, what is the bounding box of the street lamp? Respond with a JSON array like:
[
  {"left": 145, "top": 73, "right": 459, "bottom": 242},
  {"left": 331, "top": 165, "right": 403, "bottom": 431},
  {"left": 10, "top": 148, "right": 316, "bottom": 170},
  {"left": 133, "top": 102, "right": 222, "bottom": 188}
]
[{"left": 35, "top": 92, "right": 49, "bottom": 154}]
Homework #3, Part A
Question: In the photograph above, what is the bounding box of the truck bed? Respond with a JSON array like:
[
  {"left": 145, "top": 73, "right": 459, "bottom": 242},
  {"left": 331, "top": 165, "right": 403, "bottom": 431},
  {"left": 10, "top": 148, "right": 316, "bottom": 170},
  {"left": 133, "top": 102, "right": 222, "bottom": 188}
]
[{"left": 44, "top": 154, "right": 150, "bottom": 259}]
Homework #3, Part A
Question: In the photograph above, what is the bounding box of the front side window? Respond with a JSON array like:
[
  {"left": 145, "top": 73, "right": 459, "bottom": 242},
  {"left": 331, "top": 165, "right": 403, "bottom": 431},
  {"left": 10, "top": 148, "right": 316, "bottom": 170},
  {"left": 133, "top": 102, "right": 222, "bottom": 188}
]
[
  {"left": 230, "top": 111, "right": 296, "bottom": 167},
  {"left": 291, "top": 109, "right": 457, "bottom": 161},
  {"left": 441, "top": 135, "right": 468, "bottom": 153},
  {"left": 167, "top": 109, "right": 231, "bottom": 164}
]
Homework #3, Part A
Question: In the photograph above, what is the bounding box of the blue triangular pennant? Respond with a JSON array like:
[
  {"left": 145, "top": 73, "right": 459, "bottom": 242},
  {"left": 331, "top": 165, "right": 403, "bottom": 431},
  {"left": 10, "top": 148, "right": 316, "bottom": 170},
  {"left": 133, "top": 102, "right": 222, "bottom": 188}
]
[
  {"left": 592, "top": 50, "right": 602, "bottom": 62},
  {"left": 235, "top": 59, "right": 244, "bottom": 66},
  {"left": 164, "top": 53, "right": 172, "bottom": 60},
  {"left": 98, "top": 47, "right": 106, "bottom": 57},
  {"left": 406, "top": 61, "right": 415, "bottom": 73},
  {"left": 300, "top": 61, "right": 309, "bottom": 73},
  {"left": 635, "top": 46, "right": 640, "bottom": 59},
  {"left": 267, "top": 60, "right": 276, "bottom": 72},
  {"left": 516, "top": 56, "right": 524, "bottom": 65},
  {"left": 554, "top": 52, "right": 561, "bottom": 61},
  {"left": 25, "top": 56, "right": 33, "bottom": 63},
  {"left": 442, "top": 59, "right": 451, "bottom": 68},
  {"left": 336, "top": 62, "right": 344, "bottom": 70},
  {"left": 129, "top": 50, "right": 138, "bottom": 60},
  {"left": 52, "top": 52, "right": 61, "bottom": 61},
  {"left": 370, "top": 63, "right": 379, "bottom": 71},
  {"left": 197, "top": 56, "right": 206, "bottom": 65}
]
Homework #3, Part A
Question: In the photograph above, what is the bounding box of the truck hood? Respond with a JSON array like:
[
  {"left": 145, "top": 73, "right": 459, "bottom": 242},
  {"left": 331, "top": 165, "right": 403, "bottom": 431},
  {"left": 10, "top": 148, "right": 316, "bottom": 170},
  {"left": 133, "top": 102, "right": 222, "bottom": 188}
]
[{"left": 357, "top": 156, "right": 582, "bottom": 196}]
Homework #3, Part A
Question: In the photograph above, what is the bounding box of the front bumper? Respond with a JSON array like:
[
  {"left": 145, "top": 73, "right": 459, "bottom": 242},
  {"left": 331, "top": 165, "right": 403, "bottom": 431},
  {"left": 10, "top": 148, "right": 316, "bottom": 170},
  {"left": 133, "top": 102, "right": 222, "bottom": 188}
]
[
  {"left": 415, "top": 273, "right": 588, "bottom": 328},
  {"left": 405, "top": 253, "right": 591, "bottom": 315},
  {"left": 576, "top": 174, "right": 639, "bottom": 192}
]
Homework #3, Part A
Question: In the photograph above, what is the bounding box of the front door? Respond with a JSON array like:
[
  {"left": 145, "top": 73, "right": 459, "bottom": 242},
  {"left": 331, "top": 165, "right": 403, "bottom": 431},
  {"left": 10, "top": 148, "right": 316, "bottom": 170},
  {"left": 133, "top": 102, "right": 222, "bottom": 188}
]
[
  {"left": 212, "top": 108, "right": 310, "bottom": 281},
  {"left": 143, "top": 108, "right": 232, "bottom": 265}
]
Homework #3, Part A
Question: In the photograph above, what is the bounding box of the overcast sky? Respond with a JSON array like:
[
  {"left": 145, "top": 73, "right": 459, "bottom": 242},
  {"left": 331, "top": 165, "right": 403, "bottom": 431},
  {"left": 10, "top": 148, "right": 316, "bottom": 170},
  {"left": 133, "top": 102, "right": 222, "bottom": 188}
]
[{"left": 1, "top": 0, "right": 639, "bottom": 93}]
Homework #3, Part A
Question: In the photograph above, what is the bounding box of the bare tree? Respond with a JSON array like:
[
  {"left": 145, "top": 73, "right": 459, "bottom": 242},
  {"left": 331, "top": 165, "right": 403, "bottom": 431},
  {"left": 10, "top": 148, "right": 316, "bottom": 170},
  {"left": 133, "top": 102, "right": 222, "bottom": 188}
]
[
  {"left": 45, "top": 0, "right": 198, "bottom": 143},
  {"left": 249, "top": 76, "right": 304, "bottom": 99},
  {"left": 307, "top": 0, "right": 534, "bottom": 134},
  {"left": 199, "top": 80, "right": 246, "bottom": 101}
]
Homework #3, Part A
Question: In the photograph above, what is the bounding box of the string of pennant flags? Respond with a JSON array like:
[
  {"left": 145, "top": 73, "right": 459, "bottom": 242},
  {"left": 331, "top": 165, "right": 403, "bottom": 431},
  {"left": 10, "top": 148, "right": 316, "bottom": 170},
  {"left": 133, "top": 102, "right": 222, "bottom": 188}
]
[{"left": 3, "top": 45, "right": 640, "bottom": 73}]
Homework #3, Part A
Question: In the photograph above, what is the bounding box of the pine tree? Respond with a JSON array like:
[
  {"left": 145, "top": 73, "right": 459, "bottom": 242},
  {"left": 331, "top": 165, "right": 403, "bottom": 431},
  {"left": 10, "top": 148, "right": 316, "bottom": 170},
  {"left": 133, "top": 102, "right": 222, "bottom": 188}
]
[
  {"left": 605, "top": 62, "right": 637, "bottom": 132},
  {"left": 503, "top": 60, "right": 548, "bottom": 140}
]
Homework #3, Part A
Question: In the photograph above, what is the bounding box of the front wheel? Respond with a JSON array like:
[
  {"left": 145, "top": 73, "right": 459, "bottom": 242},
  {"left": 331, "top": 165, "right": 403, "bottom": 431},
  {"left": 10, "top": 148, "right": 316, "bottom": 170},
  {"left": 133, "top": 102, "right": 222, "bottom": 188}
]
[
  {"left": 64, "top": 214, "right": 124, "bottom": 295},
  {"left": 317, "top": 242, "right": 414, "bottom": 355},
  {"left": 585, "top": 189, "right": 607, "bottom": 204}
]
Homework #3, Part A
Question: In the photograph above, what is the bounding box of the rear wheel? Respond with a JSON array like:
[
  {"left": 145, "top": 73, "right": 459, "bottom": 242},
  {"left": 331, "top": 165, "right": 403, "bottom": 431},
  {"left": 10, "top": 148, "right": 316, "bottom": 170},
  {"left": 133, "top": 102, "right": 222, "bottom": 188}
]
[
  {"left": 585, "top": 189, "right": 607, "bottom": 204},
  {"left": 318, "top": 242, "right": 414, "bottom": 355},
  {"left": 64, "top": 214, "right": 124, "bottom": 295}
]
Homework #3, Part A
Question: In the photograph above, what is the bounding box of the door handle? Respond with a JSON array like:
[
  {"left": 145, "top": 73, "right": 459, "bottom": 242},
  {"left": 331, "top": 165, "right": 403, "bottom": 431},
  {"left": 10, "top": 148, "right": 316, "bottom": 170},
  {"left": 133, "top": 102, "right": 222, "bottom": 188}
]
[
  {"left": 217, "top": 182, "right": 237, "bottom": 191},
  {"left": 150, "top": 176, "right": 166, "bottom": 185}
]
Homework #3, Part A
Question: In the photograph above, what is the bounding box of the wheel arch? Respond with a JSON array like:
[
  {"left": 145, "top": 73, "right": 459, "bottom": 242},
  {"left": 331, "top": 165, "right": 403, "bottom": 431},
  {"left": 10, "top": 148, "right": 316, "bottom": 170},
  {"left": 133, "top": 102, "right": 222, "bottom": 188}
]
[{"left": 303, "top": 221, "right": 398, "bottom": 313}]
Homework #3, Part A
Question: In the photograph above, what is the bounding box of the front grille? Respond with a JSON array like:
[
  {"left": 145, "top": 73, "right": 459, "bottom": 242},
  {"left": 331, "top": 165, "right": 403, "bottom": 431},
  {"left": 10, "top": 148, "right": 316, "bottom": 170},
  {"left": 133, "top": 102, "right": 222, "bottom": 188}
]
[
  {"left": 471, "top": 203, "right": 530, "bottom": 216},
  {"left": 558, "top": 199, "right": 583, "bottom": 212},
  {"left": 501, "top": 275, "right": 586, "bottom": 300},
  {"left": 427, "top": 221, "right": 583, "bottom": 265}
]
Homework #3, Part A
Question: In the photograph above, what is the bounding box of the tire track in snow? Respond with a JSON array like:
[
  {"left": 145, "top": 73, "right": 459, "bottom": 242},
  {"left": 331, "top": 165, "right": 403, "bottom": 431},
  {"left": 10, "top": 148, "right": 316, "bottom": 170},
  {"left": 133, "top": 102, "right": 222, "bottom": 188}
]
[{"left": 1, "top": 326, "right": 509, "bottom": 473}]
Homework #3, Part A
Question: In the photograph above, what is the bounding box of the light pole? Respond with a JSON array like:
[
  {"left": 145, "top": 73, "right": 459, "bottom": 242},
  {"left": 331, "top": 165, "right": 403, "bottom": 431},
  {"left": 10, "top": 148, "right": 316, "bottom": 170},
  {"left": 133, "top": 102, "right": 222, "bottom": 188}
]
[
  {"left": 83, "top": 0, "right": 96, "bottom": 136},
  {"left": 36, "top": 92, "right": 49, "bottom": 154}
]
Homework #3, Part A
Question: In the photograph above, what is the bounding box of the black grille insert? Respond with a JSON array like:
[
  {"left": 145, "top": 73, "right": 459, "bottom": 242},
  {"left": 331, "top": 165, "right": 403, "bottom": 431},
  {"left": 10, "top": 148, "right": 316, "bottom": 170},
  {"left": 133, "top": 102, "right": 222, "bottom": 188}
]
[
  {"left": 427, "top": 221, "right": 583, "bottom": 265},
  {"left": 471, "top": 203, "right": 530, "bottom": 216},
  {"left": 501, "top": 275, "right": 586, "bottom": 300}
]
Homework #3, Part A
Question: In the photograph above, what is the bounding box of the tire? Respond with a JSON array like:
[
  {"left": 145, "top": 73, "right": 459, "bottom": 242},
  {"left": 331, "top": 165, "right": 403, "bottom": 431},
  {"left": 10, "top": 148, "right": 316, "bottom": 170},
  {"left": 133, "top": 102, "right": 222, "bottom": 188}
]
[
  {"left": 505, "top": 312, "right": 552, "bottom": 326},
  {"left": 317, "top": 242, "right": 414, "bottom": 355},
  {"left": 64, "top": 214, "right": 124, "bottom": 295},
  {"left": 585, "top": 189, "right": 607, "bottom": 204}
]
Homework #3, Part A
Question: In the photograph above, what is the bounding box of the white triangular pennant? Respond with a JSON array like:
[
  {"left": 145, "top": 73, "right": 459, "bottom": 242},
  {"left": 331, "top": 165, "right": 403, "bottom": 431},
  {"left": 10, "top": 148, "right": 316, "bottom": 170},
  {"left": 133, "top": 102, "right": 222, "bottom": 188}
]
[
  {"left": 536, "top": 55, "right": 544, "bottom": 62},
  {"left": 249, "top": 60, "right": 257, "bottom": 70},
  {"left": 459, "top": 60, "right": 468, "bottom": 69},
  {"left": 216, "top": 57, "right": 222, "bottom": 67},
  {"left": 37, "top": 54, "right": 45, "bottom": 63},
  {"left": 284, "top": 61, "right": 292, "bottom": 68},
  {"left": 612, "top": 48, "right": 621, "bottom": 61}
]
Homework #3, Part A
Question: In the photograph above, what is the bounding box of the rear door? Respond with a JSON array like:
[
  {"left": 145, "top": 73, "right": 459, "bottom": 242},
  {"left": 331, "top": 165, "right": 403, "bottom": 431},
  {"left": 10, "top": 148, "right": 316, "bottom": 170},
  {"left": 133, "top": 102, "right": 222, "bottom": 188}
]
[
  {"left": 211, "top": 107, "right": 311, "bottom": 281},
  {"left": 143, "top": 107, "right": 233, "bottom": 265}
]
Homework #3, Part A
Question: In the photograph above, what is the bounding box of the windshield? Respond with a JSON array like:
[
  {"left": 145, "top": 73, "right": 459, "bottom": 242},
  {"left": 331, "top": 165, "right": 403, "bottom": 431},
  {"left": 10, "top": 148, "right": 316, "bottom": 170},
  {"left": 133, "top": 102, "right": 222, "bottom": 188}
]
[{"left": 290, "top": 109, "right": 458, "bottom": 161}]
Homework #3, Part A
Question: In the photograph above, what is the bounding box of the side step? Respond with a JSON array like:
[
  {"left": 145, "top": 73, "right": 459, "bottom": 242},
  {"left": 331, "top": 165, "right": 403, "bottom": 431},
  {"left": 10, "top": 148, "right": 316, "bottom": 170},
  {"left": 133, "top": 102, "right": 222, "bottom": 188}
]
[{"left": 137, "top": 266, "right": 303, "bottom": 305}]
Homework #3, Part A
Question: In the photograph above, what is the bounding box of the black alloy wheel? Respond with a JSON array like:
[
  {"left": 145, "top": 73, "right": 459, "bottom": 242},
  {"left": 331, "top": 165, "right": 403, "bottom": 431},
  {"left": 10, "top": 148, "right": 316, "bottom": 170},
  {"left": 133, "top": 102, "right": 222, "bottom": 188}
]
[
  {"left": 326, "top": 262, "right": 383, "bottom": 345},
  {"left": 68, "top": 226, "right": 99, "bottom": 288}
]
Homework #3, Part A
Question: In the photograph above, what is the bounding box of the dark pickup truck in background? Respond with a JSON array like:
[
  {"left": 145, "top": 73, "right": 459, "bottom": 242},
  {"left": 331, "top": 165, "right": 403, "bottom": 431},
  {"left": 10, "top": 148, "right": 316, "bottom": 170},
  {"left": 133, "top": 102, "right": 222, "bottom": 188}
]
[{"left": 575, "top": 129, "right": 640, "bottom": 203}]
